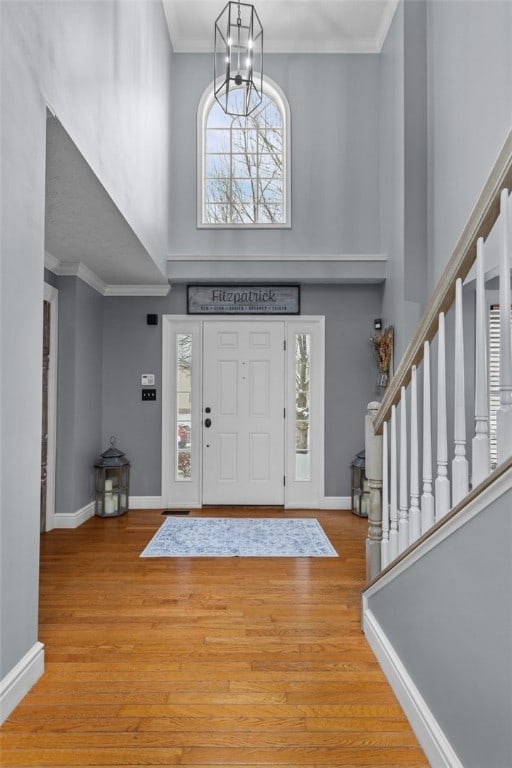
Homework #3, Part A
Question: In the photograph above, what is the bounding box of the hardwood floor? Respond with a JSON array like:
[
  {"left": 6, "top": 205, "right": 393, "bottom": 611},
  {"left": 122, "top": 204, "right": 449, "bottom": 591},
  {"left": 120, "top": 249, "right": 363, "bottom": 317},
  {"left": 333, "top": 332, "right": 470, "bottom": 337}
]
[{"left": 1, "top": 508, "right": 428, "bottom": 767}]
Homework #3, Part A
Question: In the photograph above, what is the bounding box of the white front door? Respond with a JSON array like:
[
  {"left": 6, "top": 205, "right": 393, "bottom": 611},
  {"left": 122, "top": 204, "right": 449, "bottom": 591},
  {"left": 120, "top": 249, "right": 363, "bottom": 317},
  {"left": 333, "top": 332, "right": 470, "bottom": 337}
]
[{"left": 202, "top": 321, "right": 285, "bottom": 505}]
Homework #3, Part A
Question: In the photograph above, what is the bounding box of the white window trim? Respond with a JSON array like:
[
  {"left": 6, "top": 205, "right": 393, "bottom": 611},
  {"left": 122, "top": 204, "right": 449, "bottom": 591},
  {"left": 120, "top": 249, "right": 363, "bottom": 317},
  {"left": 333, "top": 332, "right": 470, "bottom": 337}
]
[
  {"left": 161, "top": 317, "right": 203, "bottom": 508},
  {"left": 196, "top": 74, "right": 292, "bottom": 230},
  {"left": 285, "top": 318, "right": 325, "bottom": 509},
  {"left": 162, "top": 316, "right": 324, "bottom": 509}
]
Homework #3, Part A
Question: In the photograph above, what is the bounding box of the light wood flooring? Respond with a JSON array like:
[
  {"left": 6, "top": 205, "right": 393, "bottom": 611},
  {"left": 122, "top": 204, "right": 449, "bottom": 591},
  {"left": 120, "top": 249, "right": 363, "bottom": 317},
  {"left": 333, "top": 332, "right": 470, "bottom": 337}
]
[{"left": 1, "top": 508, "right": 428, "bottom": 767}]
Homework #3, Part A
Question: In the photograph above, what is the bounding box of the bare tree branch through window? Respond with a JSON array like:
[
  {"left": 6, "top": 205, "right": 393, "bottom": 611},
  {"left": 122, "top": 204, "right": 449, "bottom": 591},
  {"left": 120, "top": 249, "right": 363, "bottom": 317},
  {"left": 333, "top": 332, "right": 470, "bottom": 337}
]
[{"left": 204, "top": 92, "right": 285, "bottom": 225}]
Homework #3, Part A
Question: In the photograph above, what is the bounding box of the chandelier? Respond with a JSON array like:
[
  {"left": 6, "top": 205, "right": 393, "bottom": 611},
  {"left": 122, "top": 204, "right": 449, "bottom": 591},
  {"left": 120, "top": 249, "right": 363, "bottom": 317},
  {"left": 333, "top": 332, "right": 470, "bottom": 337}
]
[{"left": 214, "top": 1, "right": 263, "bottom": 117}]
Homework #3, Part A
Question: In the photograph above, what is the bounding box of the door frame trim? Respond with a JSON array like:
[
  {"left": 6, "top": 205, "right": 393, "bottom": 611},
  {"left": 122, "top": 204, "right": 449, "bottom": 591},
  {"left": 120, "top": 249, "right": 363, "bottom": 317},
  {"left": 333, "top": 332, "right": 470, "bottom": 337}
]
[
  {"left": 162, "top": 315, "right": 325, "bottom": 509},
  {"left": 43, "top": 283, "right": 58, "bottom": 532}
]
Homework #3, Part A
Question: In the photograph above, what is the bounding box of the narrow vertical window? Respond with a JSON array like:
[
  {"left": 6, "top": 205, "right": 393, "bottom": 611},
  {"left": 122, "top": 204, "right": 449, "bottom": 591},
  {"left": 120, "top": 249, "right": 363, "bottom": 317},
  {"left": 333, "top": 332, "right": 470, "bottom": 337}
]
[
  {"left": 176, "top": 334, "right": 192, "bottom": 481},
  {"left": 295, "top": 333, "right": 311, "bottom": 481}
]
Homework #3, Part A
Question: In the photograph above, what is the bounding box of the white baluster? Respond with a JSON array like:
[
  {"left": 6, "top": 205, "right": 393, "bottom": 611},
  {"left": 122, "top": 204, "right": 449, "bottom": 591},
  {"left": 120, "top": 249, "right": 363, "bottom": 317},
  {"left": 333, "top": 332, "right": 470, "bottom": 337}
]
[
  {"left": 381, "top": 421, "right": 390, "bottom": 569},
  {"left": 472, "top": 237, "right": 491, "bottom": 486},
  {"left": 399, "top": 386, "right": 409, "bottom": 552},
  {"left": 435, "top": 312, "right": 450, "bottom": 518},
  {"left": 365, "top": 402, "right": 383, "bottom": 581},
  {"left": 409, "top": 366, "right": 421, "bottom": 544},
  {"left": 452, "top": 278, "right": 469, "bottom": 505},
  {"left": 421, "top": 341, "right": 435, "bottom": 531},
  {"left": 389, "top": 405, "right": 399, "bottom": 561},
  {"left": 497, "top": 188, "right": 512, "bottom": 463}
]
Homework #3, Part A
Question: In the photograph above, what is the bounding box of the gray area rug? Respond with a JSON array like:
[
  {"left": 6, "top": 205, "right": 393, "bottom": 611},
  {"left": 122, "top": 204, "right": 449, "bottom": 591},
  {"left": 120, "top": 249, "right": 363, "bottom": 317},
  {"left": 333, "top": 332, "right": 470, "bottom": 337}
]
[{"left": 140, "top": 517, "right": 338, "bottom": 558}]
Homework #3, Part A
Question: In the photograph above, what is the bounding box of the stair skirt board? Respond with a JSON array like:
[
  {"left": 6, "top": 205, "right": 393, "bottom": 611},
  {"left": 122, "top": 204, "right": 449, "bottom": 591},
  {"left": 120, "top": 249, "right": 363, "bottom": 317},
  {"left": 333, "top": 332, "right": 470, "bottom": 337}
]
[{"left": 362, "top": 608, "right": 463, "bottom": 768}]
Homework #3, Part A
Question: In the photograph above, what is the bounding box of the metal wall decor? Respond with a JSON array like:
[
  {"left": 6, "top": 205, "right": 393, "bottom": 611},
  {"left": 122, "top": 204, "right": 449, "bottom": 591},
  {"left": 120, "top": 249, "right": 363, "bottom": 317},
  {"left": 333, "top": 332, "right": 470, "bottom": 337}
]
[{"left": 214, "top": 1, "right": 263, "bottom": 117}]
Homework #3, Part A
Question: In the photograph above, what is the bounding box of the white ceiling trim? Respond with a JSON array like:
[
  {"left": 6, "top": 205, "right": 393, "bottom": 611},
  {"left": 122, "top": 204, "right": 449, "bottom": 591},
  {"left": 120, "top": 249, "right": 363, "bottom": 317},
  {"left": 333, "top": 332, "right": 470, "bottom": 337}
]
[
  {"left": 45, "top": 252, "right": 171, "bottom": 297},
  {"left": 103, "top": 285, "right": 172, "bottom": 297}
]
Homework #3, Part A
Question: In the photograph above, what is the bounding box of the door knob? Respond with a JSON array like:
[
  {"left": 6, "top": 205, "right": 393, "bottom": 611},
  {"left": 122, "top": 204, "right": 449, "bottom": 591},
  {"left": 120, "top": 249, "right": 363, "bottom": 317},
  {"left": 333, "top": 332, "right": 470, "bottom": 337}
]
[{"left": 204, "top": 418, "right": 212, "bottom": 428}]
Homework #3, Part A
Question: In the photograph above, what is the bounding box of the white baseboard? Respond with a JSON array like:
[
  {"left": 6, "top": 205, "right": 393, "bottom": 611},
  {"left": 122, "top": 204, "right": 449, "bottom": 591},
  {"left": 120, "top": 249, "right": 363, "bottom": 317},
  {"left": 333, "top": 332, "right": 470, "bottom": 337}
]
[
  {"left": 363, "top": 608, "right": 463, "bottom": 768},
  {"left": 0, "top": 642, "right": 44, "bottom": 725},
  {"left": 53, "top": 501, "right": 95, "bottom": 529},
  {"left": 319, "top": 496, "right": 351, "bottom": 510},
  {"left": 129, "top": 496, "right": 165, "bottom": 509}
]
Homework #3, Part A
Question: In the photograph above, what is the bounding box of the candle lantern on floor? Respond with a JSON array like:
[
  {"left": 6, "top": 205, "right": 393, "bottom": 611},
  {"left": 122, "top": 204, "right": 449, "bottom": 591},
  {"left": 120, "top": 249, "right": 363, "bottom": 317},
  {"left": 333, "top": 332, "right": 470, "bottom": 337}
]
[
  {"left": 94, "top": 436, "right": 130, "bottom": 517},
  {"left": 350, "top": 450, "right": 369, "bottom": 518}
]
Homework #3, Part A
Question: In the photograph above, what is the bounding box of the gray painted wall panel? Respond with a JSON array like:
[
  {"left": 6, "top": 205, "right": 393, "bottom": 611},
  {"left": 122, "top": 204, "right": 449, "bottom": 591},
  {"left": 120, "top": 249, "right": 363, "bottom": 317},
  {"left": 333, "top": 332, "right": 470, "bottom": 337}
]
[
  {"left": 367, "top": 488, "right": 512, "bottom": 767},
  {"left": 55, "top": 278, "right": 78, "bottom": 517},
  {"left": 1, "top": 2, "right": 46, "bottom": 679},
  {"left": 403, "top": 0, "right": 427, "bottom": 315},
  {"left": 55, "top": 278, "right": 103, "bottom": 514},
  {"left": 44, "top": 268, "right": 58, "bottom": 288},
  {"left": 427, "top": 0, "right": 512, "bottom": 290},
  {"left": 169, "top": 53, "right": 380, "bottom": 258},
  {"left": 101, "top": 284, "right": 382, "bottom": 498},
  {"left": 379, "top": 4, "right": 406, "bottom": 359},
  {"left": 0, "top": 0, "right": 172, "bottom": 681},
  {"left": 74, "top": 280, "right": 104, "bottom": 508}
]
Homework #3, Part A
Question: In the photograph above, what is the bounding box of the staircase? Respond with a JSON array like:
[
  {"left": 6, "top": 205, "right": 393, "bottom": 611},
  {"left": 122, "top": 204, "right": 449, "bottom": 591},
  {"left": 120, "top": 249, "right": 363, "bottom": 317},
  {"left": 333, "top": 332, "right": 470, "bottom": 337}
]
[{"left": 361, "top": 130, "right": 512, "bottom": 767}]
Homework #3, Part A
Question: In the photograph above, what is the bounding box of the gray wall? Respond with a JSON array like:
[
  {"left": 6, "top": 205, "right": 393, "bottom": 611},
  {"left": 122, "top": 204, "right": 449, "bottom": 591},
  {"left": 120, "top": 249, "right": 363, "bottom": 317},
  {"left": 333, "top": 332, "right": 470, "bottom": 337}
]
[
  {"left": 427, "top": 0, "right": 512, "bottom": 290},
  {"left": 403, "top": 0, "right": 428, "bottom": 332},
  {"left": 169, "top": 53, "right": 381, "bottom": 258},
  {"left": 380, "top": 1, "right": 429, "bottom": 361},
  {"left": 367, "top": 481, "right": 512, "bottom": 767},
  {"left": 44, "top": 269, "right": 58, "bottom": 288},
  {"left": 56, "top": 277, "right": 104, "bottom": 515},
  {"left": 101, "top": 283, "right": 383, "bottom": 498},
  {"left": 380, "top": 0, "right": 511, "bottom": 356},
  {"left": 379, "top": 3, "right": 406, "bottom": 358},
  {"left": 0, "top": 0, "right": 172, "bottom": 683}
]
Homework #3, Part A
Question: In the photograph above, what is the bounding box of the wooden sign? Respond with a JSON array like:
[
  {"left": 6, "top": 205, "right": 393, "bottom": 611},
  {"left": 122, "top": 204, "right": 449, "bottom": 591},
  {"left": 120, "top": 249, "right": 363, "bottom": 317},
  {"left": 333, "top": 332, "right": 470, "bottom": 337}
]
[{"left": 187, "top": 285, "right": 300, "bottom": 315}]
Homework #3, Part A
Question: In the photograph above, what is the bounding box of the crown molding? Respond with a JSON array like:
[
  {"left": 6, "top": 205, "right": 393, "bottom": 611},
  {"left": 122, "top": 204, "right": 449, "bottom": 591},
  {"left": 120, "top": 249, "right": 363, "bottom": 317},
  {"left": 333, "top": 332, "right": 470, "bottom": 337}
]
[
  {"left": 44, "top": 250, "right": 60, "bottom": 272},
  {"left": 375, "top": 0, "right": 401, "bottom": 52},
  {"left": 44, "top": 253, "right": 171, "bottom": 297},
  {"left": 104, "top": 284, "right": 171, "bottom": 297},
  {"left": 57, "top": 261, "right": 107, "bottom": 295}
]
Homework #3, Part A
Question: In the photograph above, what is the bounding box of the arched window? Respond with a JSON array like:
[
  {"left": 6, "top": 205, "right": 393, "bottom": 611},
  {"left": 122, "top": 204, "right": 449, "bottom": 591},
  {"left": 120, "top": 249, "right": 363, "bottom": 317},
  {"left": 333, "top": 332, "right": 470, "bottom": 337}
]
[{"left": 197, "top": 76, "right": 291, "bottom": 228}]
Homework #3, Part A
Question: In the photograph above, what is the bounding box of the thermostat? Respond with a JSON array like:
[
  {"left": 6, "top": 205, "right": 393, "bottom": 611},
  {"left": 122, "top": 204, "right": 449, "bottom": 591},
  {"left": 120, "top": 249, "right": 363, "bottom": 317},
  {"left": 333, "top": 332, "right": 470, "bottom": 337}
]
[{"left": 141, "top": 373, "right": 155, "bottom": 386}]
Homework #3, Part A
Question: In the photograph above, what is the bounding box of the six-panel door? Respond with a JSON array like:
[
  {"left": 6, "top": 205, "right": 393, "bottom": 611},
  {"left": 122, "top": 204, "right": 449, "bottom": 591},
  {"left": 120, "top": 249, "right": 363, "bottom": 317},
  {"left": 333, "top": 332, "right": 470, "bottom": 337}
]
[{"left": 202, "top": 321, "right": 285, "bottom": 505}]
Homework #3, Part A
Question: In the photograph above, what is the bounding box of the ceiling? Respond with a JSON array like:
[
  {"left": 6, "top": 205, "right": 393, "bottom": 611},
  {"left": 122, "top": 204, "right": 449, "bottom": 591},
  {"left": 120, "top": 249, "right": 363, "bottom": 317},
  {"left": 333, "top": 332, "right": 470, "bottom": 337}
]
[{"left": 162, "top": 0, "right": 399, "bottom": 54}]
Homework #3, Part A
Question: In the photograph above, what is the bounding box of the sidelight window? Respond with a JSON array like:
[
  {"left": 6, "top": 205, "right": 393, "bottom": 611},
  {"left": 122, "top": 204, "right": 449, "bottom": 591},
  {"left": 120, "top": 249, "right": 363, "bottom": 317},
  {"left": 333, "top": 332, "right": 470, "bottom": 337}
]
[
  {"left": 295, "top": 333, "right": 311, "bottom": 481},
  {"left": 176, "top": 333, "right": 192, "bottom": 481}
]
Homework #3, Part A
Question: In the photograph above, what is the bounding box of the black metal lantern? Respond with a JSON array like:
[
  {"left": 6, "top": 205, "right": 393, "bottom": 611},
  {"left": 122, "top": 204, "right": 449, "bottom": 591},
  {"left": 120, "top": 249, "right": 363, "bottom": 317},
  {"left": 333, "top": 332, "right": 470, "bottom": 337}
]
[
  {"left": 350, "top": 450, "right": 369, "bottom": 518},
  {"left": 94, "top": 436, "right": 130, "bottom": 517},
  {"left": 214, "top": 1, "right": 263, "bottom": 116}
]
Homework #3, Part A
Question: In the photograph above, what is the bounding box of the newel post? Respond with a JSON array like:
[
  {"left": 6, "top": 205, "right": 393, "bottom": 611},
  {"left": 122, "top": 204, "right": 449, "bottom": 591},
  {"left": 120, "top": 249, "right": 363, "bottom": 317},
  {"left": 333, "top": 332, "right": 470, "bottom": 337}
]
[{"left": 365, "top": 401, "right": 383, "bottom": 581}]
